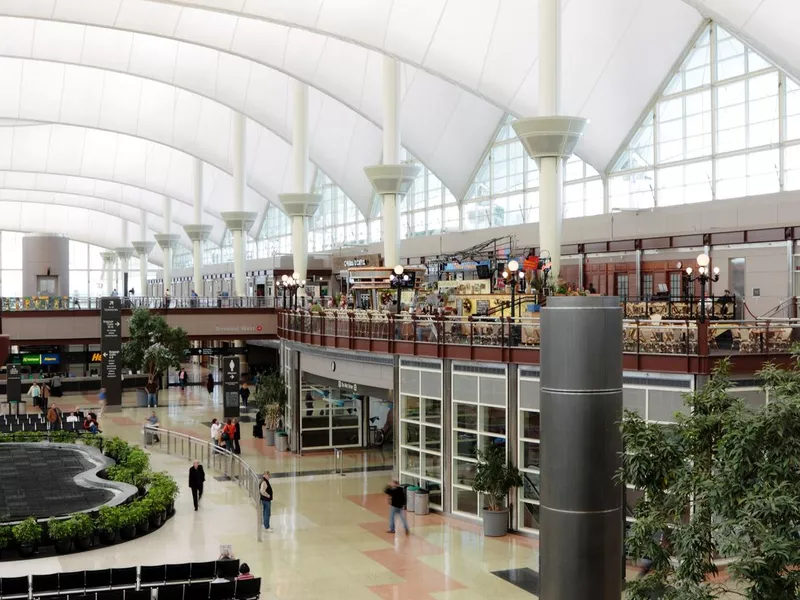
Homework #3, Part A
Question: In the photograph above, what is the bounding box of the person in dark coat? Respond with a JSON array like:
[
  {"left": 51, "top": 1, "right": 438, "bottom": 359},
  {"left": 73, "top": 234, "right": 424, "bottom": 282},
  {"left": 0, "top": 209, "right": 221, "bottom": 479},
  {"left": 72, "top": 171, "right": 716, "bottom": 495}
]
[
  {"left": 233, "top": 418, "right": 241, "bottom": 454},
  {"left": 188, "top": 460, "right": 206, "bottom": 511},
  {"left": 239, "top": 382, "right": 250, "bottom": 410},
  {"left": 206, "top": 373, "right": 214, "bottom": 397}
]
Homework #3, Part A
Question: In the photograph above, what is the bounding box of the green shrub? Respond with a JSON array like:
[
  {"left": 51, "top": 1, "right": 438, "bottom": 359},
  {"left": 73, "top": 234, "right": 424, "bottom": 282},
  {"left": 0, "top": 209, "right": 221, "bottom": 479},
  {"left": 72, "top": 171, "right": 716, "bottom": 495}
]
[
  {"left": 103, "top": 437, "right": 131, "bottom": 463},
  {"left": 47, "top": 518, "right": 75, "bottom": 541},
  {"left": 13, "top": 517, "right": 42, "bottom": 546},
  {"left": 97, "top": 506, "right": 121, "bottom": 533},
  {"left": 0, "top": 525, "right": 12, "bottom": 549},
  {"left": 69, "top": 513, "right": 94, "bottom": 539}
]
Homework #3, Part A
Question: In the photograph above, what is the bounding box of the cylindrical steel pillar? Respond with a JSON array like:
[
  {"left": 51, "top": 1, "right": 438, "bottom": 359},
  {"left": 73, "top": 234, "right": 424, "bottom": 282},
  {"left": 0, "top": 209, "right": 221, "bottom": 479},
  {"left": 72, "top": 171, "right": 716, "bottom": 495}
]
[
  {"left": 539, "top": 295, "right": 623, "bottom": 600},
  {"left": 162, "top": 196, "right": 173, "bottom": 295},
  {"left": 292, "top": 82, "right": 309, "bottom": 298},
  {"left": 382, "top": 56, "right": 401, "bottom": 268}
]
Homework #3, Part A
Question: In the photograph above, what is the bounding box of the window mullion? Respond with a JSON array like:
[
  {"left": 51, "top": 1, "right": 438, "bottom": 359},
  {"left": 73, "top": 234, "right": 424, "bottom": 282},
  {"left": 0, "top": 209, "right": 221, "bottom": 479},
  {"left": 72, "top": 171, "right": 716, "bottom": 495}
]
[{"left": 710, "top": 24, "right": 718, "bottom": 200}]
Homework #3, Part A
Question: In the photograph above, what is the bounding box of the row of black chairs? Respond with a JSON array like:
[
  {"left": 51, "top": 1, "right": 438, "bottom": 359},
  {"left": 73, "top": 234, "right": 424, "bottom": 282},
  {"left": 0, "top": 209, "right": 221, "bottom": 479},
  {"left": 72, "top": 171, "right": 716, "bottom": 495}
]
[
  {"left": 0, "top": 561, "right": 258, "bottom": 600},
  {"left": 0, "top": 420, "right": 84, "bottom": 433},
  {"left": 59, "top": 581, "right": 260, "bottom": 600}
]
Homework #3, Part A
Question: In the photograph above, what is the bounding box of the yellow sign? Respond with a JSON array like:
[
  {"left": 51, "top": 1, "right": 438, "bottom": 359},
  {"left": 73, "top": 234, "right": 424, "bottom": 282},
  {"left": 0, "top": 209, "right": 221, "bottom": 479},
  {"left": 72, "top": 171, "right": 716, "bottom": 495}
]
[{"left": 91, "top": 352, "right": 103, "bottom": 362}]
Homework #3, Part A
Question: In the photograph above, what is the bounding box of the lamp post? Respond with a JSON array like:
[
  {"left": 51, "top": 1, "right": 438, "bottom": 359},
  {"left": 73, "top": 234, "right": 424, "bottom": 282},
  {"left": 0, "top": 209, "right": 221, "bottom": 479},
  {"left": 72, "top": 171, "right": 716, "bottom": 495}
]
[
  {"left": 280, "top": 274, "right": 288, "bottom": 308},
  {"left": 507, "top": 260, "right": 521, "bottom": 318},
  {"left": 286, "top": 272, "right": 306, "bottom": 310},
  {"left": 685, "top": 253, "right": 719, "bottom": 323},
  {"left": 390, "top": 265, "right": 409, "bottom": 315}
]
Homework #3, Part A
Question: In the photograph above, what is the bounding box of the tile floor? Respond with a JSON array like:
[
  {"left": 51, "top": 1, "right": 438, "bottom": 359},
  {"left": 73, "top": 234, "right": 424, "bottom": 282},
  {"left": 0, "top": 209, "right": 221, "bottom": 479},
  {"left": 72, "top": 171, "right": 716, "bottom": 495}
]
[{"left": 6, "top": 373, "right": 540, "bottom": 599}]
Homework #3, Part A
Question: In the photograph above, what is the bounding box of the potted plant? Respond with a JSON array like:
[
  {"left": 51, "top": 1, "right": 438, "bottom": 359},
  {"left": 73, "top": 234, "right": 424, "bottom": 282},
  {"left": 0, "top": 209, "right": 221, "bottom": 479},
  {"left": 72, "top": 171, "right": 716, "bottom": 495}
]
[
  {"left": 97, "top": 506, "right": 121, "bottom": 544},
  {"left": 150, "top": 472, "right": 178, "bottom": 516},
  {"left": 118, "top": 506, "right": 138, "bottom": 541},
  {"left": 47, "top": 517, "right": 75, "bottom": 554},
  {"left": 254, "top": 372, "right": 286, "bottom": 446},
  {"left": 13, "top": 517, "right": 42, "bottom": 557},
  {"left": 71, "top": 512, "right": 94, "bottom": 550},
  {"left": 130, "top": 503, "right": 150, "bottom": 535},
  {"left": 472, "top": 444, "right": 523, "bottom": 537},
  {"left": 0, "top": 525, "right": 12, "bottom": 559},
  {"left": 120, "top": 307, "right": 190, "bottom": 406}
]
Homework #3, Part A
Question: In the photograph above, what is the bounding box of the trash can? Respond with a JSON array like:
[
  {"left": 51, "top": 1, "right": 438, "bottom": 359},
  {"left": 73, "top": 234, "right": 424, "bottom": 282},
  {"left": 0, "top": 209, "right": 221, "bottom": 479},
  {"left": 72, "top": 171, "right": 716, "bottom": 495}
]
[
  {"left": 415, "top": 488, "right": 430, "bottom": 515},
  {"left": 401, "top": 484, "right": 411, "bottom": 509},
  {"left": 276, "top": 431, "right": 289, "bottom": 452},
  {"left": 406, "top": 486, "right": 419, "bottom": 512}
]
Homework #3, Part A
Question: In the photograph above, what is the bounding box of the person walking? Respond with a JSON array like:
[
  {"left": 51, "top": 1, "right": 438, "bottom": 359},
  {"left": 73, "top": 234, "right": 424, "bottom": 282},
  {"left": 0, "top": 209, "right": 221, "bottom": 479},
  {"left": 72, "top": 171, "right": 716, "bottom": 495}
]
[
  {"left": 47, "top": 402, "right": 62, "bottom": 426},
  {"left": 232, "top": 418, "right": 241, "bottom": 454},
  {"left": 188, "top": 460, "right": 205, "bottom": 511},
  {"left": 259, "top": 471, "right": 273, "bottom": 531},
  {"left": 28, "top": 381, "right": 41, "bottom": 409},
  {"left": 40, "top": 381, "right": 51, "bottom": 414},
  {"left": 178, "top": 368, "right": 188, "bottom": 392},
  {"left": 145, "top": 375, "right": 158, "bottom": 408},
  {"left": 239, "top": 382, "right": 250, "bottom": 410},
  {"left": 384, "top": 479, "right": 410, "bottom": 535},
  {"left": 206, "top": 373, "right": 214, "bottom": 397},
  {"left": 145, "top": 411, "right": 160, "bottom": 443},
  {"left": 50, "top": 373, "right": 62, "bottom": 398},
  {"left": 98, "top": 387, "right": 107, "bottom": 417}
]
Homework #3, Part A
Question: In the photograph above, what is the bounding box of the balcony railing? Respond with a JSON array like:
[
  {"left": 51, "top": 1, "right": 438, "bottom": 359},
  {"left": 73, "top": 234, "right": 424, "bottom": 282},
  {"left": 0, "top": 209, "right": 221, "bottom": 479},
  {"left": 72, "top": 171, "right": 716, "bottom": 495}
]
[
  {"left": 0, "top": 296, "right": 275, "bottom": 311},
  {"left": 277, "top": 309, "right": 800, "bottom": 369}
]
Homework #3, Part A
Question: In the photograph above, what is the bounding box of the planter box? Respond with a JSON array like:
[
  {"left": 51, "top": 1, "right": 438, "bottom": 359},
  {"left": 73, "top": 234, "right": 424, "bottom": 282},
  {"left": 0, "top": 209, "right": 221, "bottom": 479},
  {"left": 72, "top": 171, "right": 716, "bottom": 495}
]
[
  {"left": 482, "top": 509, "right": 509, "bottom": 537},
  {"left": 264, "top": 429, "right": 276, "bottom": 446},
  {"left": 276, "top": 434, "right": 288, "bottom": 452}
]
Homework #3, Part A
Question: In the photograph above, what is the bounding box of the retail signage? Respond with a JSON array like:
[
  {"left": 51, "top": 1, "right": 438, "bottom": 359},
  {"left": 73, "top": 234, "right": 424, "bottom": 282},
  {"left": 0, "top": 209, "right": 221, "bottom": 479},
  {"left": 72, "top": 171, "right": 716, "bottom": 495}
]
[
  {"left": 6, "top": 364, "right": 20, "bottom": 403},
  {"left": 437, "top": 280, "right": 491, "bottom": 295},
  {"left": 222, "top": 356, "right": 240, "bottom": 418},
  {"left": 332, "top": 253, "right": 382, "bottom": 271},
  {"left": 21, "top": 355, "right": 40, "bottom": 365},
  {"left": 100, "top": 297, "right": 122, "bottom": 407},
  {"left": 444, "top": 260, "right": 491, "bottom": 272},
  {"left": 41, "top": 354, "right": 60, "bottom": 365}
]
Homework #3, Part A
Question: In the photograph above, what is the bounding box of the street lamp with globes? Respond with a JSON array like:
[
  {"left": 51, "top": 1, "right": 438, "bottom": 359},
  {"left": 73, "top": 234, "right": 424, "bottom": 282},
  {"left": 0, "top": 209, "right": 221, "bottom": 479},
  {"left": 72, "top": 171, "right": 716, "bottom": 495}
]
[
  {"left": 389, "top": 265, "right": 410, "bottom": 315},
  {"left": 505, "top": 259, "right": 524, "bottom": 319},
  {"left": 685, "top": 253, "right": 719, "bottom": 322}
]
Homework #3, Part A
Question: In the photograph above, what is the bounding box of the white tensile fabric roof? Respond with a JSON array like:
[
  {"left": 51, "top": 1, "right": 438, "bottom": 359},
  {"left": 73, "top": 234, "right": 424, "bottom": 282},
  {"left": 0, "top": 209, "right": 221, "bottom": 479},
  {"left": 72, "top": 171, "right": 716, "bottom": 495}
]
[{"left": 0, "top": 0, "right": 792, "bottom": 259}]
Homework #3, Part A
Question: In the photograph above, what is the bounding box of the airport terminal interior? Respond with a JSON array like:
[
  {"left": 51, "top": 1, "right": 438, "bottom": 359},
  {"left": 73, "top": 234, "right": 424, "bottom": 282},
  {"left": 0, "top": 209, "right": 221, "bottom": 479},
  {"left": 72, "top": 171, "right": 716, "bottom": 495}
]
[{"left": 3, "top": 1, "right": 800, "bottom": 599}]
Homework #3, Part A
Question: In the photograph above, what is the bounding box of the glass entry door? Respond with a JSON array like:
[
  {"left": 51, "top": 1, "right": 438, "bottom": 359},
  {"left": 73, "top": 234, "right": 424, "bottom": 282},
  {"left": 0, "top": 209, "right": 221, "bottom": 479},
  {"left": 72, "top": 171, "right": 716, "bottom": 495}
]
[{"left": 300, "top": 387, "right": 361, "bottom": 450}]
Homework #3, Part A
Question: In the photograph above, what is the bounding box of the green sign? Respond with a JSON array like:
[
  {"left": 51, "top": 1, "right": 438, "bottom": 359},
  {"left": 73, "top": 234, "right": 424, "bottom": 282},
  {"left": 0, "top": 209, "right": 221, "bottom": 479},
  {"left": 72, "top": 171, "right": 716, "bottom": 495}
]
[{"left": 21, "top": 355, "right": 40, "bottom": 365}]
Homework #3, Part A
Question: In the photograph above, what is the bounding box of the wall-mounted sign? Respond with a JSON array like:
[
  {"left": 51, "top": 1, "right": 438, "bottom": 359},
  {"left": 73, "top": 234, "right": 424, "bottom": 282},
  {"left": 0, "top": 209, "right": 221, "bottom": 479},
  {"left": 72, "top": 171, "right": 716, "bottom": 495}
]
[
  {"left": 41, "top": 354, "right": 60, "bottom": 365},
  {"left": 338, "top": 380, "right": 358, "bottom": 393},
  {"left": 21, "top": 355, "right": 41, "bottom": 365},
  {"left": 437, "top": 280, "right": 491, "bottom": 295},
  {"left": 333, "top": 253, "right": 382, "bottom": 271},
  {"left": 185, "top": 347, "right": 249, "bottom": 357}
]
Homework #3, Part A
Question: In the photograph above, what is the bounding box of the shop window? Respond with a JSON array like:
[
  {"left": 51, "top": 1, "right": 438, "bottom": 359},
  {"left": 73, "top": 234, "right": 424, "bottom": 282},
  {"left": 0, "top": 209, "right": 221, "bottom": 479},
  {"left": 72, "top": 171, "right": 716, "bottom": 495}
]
[
  {"left": 616, "top": 274, "right": 629, "bottom": 299},
  {"left": 642, "top": 273, "right": 654, "bottom": 299}
]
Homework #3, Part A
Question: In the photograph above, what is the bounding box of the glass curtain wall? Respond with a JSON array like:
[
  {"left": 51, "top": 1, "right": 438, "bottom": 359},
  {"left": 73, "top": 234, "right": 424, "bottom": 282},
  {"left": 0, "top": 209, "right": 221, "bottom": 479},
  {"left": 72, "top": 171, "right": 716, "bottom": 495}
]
[
  {"left": 451, "top": 362, "right": 508, "bottom": 519},
  {"left": 610, "top": 23, "right": 799, "bottom": 208},
  {"left": 518, "top": 367, "right": 541, "bottom": 532},
  {"left": 1, "top": 231, "right": 25, "bottom": 297},
  {"left": 398, "top": 358, "right": 444, "bottom": 509},
  {"left": 310, "top": 172, "right": 369, "bottom": 251}
]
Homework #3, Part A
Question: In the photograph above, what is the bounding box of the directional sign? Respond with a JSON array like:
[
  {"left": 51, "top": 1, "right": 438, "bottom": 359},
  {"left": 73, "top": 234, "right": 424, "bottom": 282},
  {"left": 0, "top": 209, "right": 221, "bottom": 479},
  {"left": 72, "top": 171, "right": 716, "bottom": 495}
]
[
  {"left": 6, "top": 363, "right": 21, "bottom": 405},
  {"left": 101, "top": 297, "right": 122, "bottom": 408},
  {"left": 222, "top": 356, "right": 240, "bottom": 418}
]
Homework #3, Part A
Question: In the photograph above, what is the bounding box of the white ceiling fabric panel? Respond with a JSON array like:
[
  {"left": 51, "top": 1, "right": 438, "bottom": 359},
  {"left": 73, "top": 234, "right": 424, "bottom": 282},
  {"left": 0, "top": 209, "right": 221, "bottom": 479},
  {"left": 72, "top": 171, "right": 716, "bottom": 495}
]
[
  {"left": 0, "top": 199, "right": 166, "bottom": 264},
  {"left": 0, "top": 8, "right": 497, "bottom": 201}
]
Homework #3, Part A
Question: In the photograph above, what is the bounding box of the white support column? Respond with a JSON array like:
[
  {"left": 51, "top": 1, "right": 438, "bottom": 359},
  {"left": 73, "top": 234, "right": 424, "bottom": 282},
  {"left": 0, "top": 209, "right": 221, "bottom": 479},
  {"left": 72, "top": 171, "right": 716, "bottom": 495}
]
[
  {"left": 221, "top": 112, "right": 257, "bottom": 298},
  {"left": 278, "top": 81, "right": 319, "bottom": 304},
  {"left": 115, "top": 220, "right": 135, "bottom": 298},
  {"left": 512, "top": 0, "right": 586, "bottom": 285},
  {"left": 100, "top": 252, "right": 116, "bottom": 296},
  {"left": 184, "top": 158, "right": 212, "bottom": 296},
  {"left": 155, "top": 197, "right": 181, "bottom": 298},
  {"left": 132, "top": 210, "right": 154, "bottom": 298},
  {"left": 365, "top": 57, "right": 418, "bottom": 270}
]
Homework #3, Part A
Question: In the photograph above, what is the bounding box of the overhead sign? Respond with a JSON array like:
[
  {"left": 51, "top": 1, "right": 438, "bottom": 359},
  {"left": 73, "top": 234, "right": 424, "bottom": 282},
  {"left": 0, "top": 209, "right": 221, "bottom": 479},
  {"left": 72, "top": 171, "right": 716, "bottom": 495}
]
[
  {"left": 41, "top": 354, "right": 60, "bottom": 365},
  {"left": 338, "top": 380, "right": 358, "bottom": 393},
  {"left": 101, "top": 297, "right": 122, "bottom": 408},
  {"left": 223, "top": 356, "right": 240, "bottom": 419},
  {"left": 6, "top": 364, "right": 20, "bottom": 404},
  {"left": 185, "top": 347, "right": 249, "bottom": 357}
]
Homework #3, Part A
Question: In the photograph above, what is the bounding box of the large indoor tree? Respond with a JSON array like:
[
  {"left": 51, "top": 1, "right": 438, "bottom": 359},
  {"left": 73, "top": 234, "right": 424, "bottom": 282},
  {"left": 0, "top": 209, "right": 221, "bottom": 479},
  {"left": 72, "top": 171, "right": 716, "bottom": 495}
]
[
  {"left": 622, "top": 356, "right": 800, "bottom": 600},
  {"left": 121, "top": 307, "right": 189, "bottom": 380}
]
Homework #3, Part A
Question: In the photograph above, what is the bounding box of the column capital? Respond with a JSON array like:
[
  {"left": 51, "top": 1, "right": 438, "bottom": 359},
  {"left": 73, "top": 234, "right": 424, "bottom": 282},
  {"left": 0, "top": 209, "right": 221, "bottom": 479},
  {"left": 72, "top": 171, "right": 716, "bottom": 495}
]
[
  {"left": 114, "top": 247, "right": 136, "bottom": 261},
  {"left": 277, "top": 193, "right": 321, "bottom": 218},
  {"left": 183, "top": 224, "right": 214, "bottom": 242},
  {"left": 131, "top": 241, "right": 156, "bottom": 256},
  {"left": 221, "top": 211, "right": 258, "bottom": 232},
  {"left": 364, "top": 164, "right": 420, "bottom": 196},
  {"left": 154, "top": 233, "right": 182, "bottom": 251},
  {"left": 100, "top": 251, "right": 117, "bottom": 264},
  {"left": 512, "top": 116, "right": 588, "bottom": 160}
]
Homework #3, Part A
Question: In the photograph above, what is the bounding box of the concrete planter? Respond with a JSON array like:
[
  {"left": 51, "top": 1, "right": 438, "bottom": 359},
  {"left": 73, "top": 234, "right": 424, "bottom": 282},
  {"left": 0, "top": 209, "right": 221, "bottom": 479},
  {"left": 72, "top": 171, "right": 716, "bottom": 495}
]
[{"left": 482, "top": 509, "right": 509, "bottom": 537}]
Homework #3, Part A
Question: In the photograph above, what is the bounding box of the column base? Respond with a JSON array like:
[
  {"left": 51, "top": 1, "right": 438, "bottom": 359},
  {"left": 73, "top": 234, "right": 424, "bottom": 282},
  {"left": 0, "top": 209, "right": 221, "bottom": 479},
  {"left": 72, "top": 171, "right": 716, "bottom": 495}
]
[
  {"left": 154, "top": 233, "right": 182, "bottom": 251},
  {"left": 512, "top": 116, "right": 588, "bottom": 160},
  {"left": 183, "top": 224, "right": 213, "bottom": 242},
  {"left": 364, "top": 164, "right": 420, "bottom": 195},
  {"left": 220, "top": 211, "right": 258, "bottom": 232}
]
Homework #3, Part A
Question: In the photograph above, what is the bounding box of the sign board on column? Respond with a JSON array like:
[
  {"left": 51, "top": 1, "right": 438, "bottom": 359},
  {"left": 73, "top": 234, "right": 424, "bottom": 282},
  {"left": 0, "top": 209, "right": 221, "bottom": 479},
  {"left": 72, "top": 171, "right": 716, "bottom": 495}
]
[
  {"left": 6, "top": 364, "right": 20, "bottom": 403},
  {"left": 223, "top": 356, "right": 240, "bottom": 418},
  {"left": 100, "top": 297, "right": 122, "bottom": 409}
]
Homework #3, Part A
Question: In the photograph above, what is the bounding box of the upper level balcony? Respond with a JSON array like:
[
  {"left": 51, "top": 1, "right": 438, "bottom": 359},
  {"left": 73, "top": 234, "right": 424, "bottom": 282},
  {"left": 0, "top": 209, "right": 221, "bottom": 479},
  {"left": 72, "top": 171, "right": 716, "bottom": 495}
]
[{"left": 277, "top": 308, "right": 800, "bottom": 375}]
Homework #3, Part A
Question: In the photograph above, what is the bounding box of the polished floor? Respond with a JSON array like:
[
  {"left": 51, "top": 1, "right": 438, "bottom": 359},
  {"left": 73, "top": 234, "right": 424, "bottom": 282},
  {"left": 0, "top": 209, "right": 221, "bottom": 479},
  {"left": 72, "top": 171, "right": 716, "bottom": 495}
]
[{"left": 9, "top": 369, "right": 542, "bottom": 599}]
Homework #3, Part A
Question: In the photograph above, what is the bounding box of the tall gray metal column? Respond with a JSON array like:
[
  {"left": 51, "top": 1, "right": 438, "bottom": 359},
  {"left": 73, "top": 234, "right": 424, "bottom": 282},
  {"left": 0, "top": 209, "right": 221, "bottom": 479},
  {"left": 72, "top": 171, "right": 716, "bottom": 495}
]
[{"left": 539, "top": 296, "right": 623, "bottom": 599}]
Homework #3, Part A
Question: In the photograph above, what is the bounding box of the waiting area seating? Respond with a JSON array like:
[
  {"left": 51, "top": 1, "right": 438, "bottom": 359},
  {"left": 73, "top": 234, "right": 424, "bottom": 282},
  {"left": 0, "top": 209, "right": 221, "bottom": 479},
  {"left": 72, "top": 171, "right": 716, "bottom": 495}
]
[
  {"left": 0, "top": 561, "right": 260, "bottom": 600},
  {"left": 0, "top": 413, "right": 87, "bottom": 434}
]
